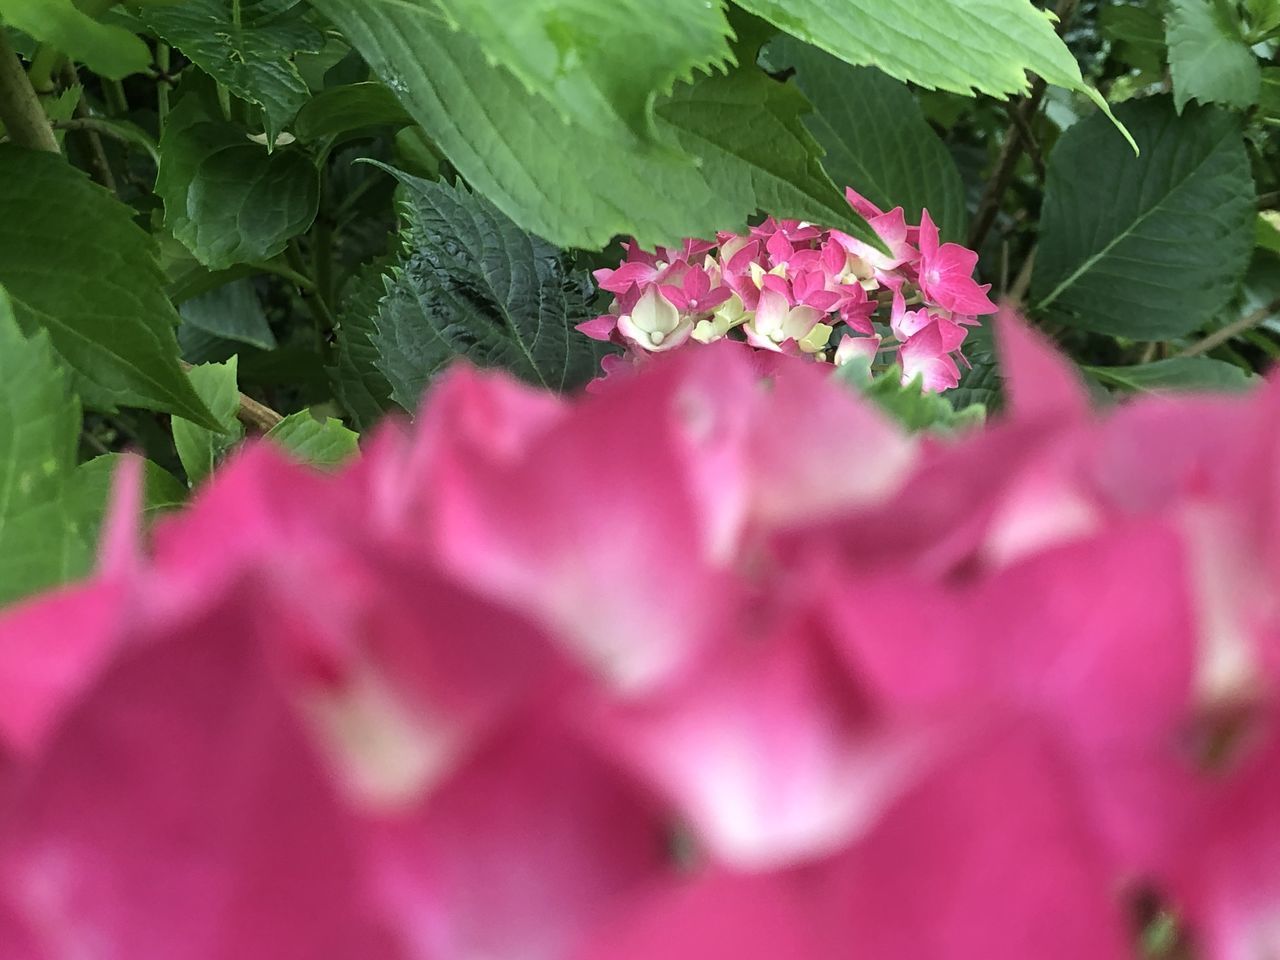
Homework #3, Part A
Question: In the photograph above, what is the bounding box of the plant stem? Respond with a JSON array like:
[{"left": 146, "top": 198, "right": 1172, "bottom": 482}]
[
  {"left": 180, "top": 361, "right": 284, "bottom": 433},
  {"left": 287, "top": 242, "right": 337, "bottom": 349},
  {"left": 251, "top": 258, "right": 318, "bottom": 292},
  {"left": 0, "top": 34, "right": 59, "bottom": 152},
  {"left": 234, "top": 393, "right": 285, "bottom": 433},
  {"left": 1007, "top": 244, "right": 1037, "bottom": 305},
  {"left": 1177, "top": 298, "right": 1280, "bottom": 358},
  {"left": 51, "top": 118, "right": 160, "bottom": 162},
  {"left": 312, "top": 215, "right": 335, "bottom": 313},
  {"left": 967, "top": 0, "right": 1079, "bottom": 252},
  {"left": 103, "top": 78, "right": 129, "bottom": 117},
  {"left": 70, "top": 100, "right": 118, "bottom": 193},
  {"left": 156, "top": 43, "right": 172, "bottom": 134},
  {"left": 216, "top": 84, "right": 232, "bottom": 122}
]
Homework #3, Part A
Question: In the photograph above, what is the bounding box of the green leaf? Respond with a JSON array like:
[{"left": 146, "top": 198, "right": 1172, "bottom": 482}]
[
  {"left": 948, "top": 325, "right": 1003, "bottom": 413},
  {"left": 67, "top": 116, "right": 160, "bottom": 162},
  {"left": 372, "top": 172, "right": 609, "bottom": 409},
  {"left": 1100, "top": 4, "right": 1168, "bottom": 74},
  {"left": 179, "top": 278, "right": 277, "bottom": 350},
  {"left": 0, "top": 288, "right": 189, "bottom": 606},
  {"left": 265, "top": 410, "right": 359, "bottom": 467},
  {"left": 1259, "top": 66, "right": 1280, "bottom": 122},
  {"left": 308, "top": 0, "right": 882, "bottom": 251},
  {"left": 157, "top": 232, "right": 255, "bottom": 305},
  {"left": 292, "top": 82, "right": 411, "bottom": 141},
  {"left": 428, "top": 0, "right": 733, "bottom": 143},
  {"left": 331, "top": 257, "right": 394, "bottom": 430},
  {"left": 1246, "top": 0, "right": 1280, "bottom": 35},
  {"left": 142, "top": 0, "right": 325, "bottom": 143},
  {"left": 0, "top": 0, "right": 150, "bottom": 78},
  {"left": 157, "top": 98, "right": 320, "bottom": 270},
  {"left": 1167, "top": 0, "right": 1261, "bottom": 112},
  {"left": 1101, "top": 4, "right": 1168, "bottom": 47},
  {"left": 1259, "top": 211, "right": 1280, "bottom": 255},
  {"left": 1031, "top": 98, "right": 1254, "bottom": 340},
  {"left": 0, "top": 147, "right": 218, "bottom": 426},
  {"left": 172, "top": 358, "right": 245, "bottom": 486},
  {"left": 0, "top": 285, "right": 89, "bottom": 605},
  {"left": 835, "top": 357, "right": 985, "bottom": 433},
  {"left": 0, "top": 501, "right": 90, "bottom": 606},
  {"left": 763, "top": 36, "right": 967, "bottom": 241},
  {"left": 65, "top": 454, "right": 187, "bottom": 546},
  {"left": 653, "top": 62, "right": 889, "bottom": 253},
  {"left": 1085, "top": 357, "right": 1257, "bottom": 393},
  {"left": 730, "top": 0, "right": 1133, "bottom": 149},
  {"left": 0, "top": 285, "right": 77, "bottom": 527}
]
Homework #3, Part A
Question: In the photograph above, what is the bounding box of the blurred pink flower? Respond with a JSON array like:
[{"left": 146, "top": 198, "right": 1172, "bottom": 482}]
[{"left": 0, "top": 312, "right": 1278, "bottom": 958}]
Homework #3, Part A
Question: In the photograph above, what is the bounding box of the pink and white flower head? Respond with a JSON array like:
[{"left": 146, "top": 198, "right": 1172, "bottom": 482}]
[{"left": 588, "top": 187, "right": 996, "bottom": 392}]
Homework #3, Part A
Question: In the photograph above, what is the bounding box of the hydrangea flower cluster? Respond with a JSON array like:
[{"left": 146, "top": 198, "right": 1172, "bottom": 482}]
[
  {"left": 579, "top": 189, "right": 998, "bottom": 392},
  {"left": 3, "top": 314, "right": 1280, "bottom": 958}
]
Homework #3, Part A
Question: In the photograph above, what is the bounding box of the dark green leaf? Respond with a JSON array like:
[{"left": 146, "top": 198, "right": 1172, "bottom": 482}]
[
  {"left": 1085, "top": 357, "right": 1257, "bottom": 392},
  {"left": 1259, "top": 66, "right": 1280, "bottom": 122},
  {"left": 654, "top": 63, "right": 889, "bottom": 254},
  {"left": 1100, "top": 4, "right": 1168, "bottom": 74},
  {"left": 0, "top": 147, "right": 218, "bottom": 426},
  {"left": 949, "top": 325, "right": 1003, "bottom": 413},
  {"left": 1032, "top": 98, "right": 1254, "bottom": 340},
  {"left": 331, "top": 257, "right": 394, "bottom": 430},
  {"left": 1167, "top": 0, "right": 1260, "bottom": 111},
  {"left": 308, "top": 0, "right": 882, "bottom": 251},
  {"left": 764, "top": 36, "right": 967, "bottom": 241},
  {"left": 157, "top": 99, "right": 320, "bottom": 270},
  {"left": 142, "top": 0, "right": 325, "bottom": 142},
  {"left": 293, "top": 82, "right": 411, "bottom": 141},
  {"left": 179, "top": 278, "right": 277, "bottom": 351},
  {"left": 372, "top": 172, "right": 609, "bottom": 409}
]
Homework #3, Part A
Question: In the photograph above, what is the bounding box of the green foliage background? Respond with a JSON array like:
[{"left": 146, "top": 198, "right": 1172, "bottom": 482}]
[{"left": 0, "top": 0, "right": 1278, "bottom": 608}]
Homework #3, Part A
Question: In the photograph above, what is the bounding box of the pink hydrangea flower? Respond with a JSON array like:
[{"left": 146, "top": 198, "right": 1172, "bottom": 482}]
[{"left": 586, "top": 188, "right": 997, "bottom": 392}]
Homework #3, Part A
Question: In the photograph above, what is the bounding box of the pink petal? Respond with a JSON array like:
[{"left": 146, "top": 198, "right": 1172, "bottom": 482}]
[
  {"left": 575, "top": 872, "right": 824, "bottom": 960},
  {"left": 845, "top": 186, "right": 886, "bottom": 220},
  {"left": 816, "top": 724, "right": 1133, "bottom": 960},
  {"left": 367, "top": 715, "right": 669, "bottom": 960},
  {"left": 0, "top": 584, "right": 124, "bottom": 760},
  {"left": 745, "top": 358, "right": 916, "bottom": 527},
  {"left": 576, "top": 314, "right": 619, "bottom": 341},
  {"left": 424, "top": 357, "right": 742, "bottom": 693},
  {"left": 918, "top": 208, "right": 941, "bottom": 260},
  {"left": 596, "top": 261, "right": 659, "bottom": 295},
  {"left": 995, "top": 305, "right": 1090, "bottom": 421},
  {"left": 0, "top": 599, "right": 396, "bottom": 958},
  {"left": 765, "top": 231, "right": 794, "bottom": 266},
  {"left": 657, "top": 283, "right": 690, "bottom": 312}
]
